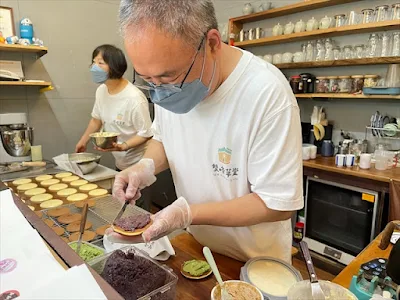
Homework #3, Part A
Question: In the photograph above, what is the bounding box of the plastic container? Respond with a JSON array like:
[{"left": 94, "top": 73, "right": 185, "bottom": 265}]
[
  {"left": 211, "top": 280, "right": 263, "bottom": 300},
  {"left": 326, "top": 76, "right": 339, "bottom": 93},
  {"left": 290, "top": 75, "right": 301, "bottom": 93},
  {"left": 364, "top": 75, "right": 379, "bottom": 88},
  {"left": 363, "top": 87, "right": 400, "bottom": 95},
  {"left": 89, "top": 246, "right": 177, "bottom": 300},
  {"left": 351, "top": 75, "right": 364, "bottom": 93},
  {"left": 68, "top": 241, "right": 105, "bottom": 262},
  {"left": 338, "top": 76, "right": 351, "bottom": 93},
  {"left": 315, "top": 77, "right": 328, "bottom": 93},
  {"left": 240, "top": 256, "right": 302, "bottom": 300}
]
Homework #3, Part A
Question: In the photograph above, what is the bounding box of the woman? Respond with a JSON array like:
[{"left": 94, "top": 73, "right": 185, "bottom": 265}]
[{"left": 75, "top": 44, "right": 153, "bottom": 208}]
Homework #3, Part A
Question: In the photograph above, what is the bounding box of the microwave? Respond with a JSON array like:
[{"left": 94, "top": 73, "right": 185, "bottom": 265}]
[{"left": 303, "top": 176, "right": 379, "bottom": 265}]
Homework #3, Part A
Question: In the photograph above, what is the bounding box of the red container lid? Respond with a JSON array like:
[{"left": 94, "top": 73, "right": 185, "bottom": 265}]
[
  {"left": 291, "top": 75, "right": 301, "bottom": 79},
  {"left": 295, "top": 222, "right": 304, "bottom": 228}
]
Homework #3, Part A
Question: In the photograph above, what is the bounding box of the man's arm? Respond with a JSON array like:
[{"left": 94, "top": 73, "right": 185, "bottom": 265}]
[
  {"left": 142, "top": 139, "right": 169, "bottom": 174},
  {"left": 191, "top": 193, "right": 293, "bottom": 227}
]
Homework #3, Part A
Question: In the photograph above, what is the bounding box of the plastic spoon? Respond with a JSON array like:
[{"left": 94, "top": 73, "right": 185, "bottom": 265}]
[{"left": 203, "top": 247, "right": 232, "bottom": 300}]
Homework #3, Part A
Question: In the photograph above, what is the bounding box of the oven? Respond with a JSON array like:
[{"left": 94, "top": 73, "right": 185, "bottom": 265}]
[{"left": 303, "top": 176, "right": 379, "bottom": 265}]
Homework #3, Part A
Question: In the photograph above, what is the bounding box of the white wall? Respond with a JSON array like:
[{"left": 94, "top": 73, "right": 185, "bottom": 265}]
[{"left": 214, "top": 0, "right": 400, "bottom": 150}]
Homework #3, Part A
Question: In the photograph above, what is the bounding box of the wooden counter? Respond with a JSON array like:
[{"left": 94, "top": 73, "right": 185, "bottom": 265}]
[
  {"left": 303, "top": 157, "right": 400, "bottom": 183},
  {"left": 333, "top": 222, "right": 398, "bottom": 288}
]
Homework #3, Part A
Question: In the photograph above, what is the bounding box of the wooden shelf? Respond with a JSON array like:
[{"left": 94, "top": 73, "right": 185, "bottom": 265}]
[
  {"left": 295, "top": 93, "right": 400, "bottom": 99},
  {"left": 276, "top": 57, "right": 400, "bottom": 69},
  {"left": 0, "top": 44, "right": 48, "bottom": 57},
  {"left": 0, "top": 81, "right": 51, "bottom": 87},
  {"left": 234, "top": 20, "right": 400, "bottom": 48},
  {"left": 230, "top": 0, "right": 362, "bottom": 24}
]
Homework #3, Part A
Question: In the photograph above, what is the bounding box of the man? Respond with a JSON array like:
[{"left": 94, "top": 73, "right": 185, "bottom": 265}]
[{"left": 108, "top": 0, "right": 303, "bottom": 263}]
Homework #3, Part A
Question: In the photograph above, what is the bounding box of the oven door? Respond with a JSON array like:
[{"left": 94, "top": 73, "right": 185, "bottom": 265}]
[{"left": 304, "top": 176, "right": 379, "bottom": 264}]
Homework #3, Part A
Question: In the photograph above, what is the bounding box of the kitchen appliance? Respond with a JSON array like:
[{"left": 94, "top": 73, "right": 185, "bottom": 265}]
[
  {"left": 321, "top": 140, "right": 334, "bottom": 157},
  {"left": 0, "top": 113, "right": 33, "bottom": 163},
  {"left": 349, "top": 258, "right": 398, "bottom": 300},
  {"left": 304, "top": 177, "right": 380, "bottom": 265}
]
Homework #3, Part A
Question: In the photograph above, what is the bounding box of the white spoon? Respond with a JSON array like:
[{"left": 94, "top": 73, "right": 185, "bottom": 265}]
[{"left": 203, "top": 247, "right": 232, "bottom": 300}]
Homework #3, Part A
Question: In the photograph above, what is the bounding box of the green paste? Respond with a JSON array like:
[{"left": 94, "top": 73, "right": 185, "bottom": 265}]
[
  {"left": 183, "top": 259, "right": 211, "bottom": 276},
  {"left": 69, "top": 242, "right": 104, "bottom": 262}
]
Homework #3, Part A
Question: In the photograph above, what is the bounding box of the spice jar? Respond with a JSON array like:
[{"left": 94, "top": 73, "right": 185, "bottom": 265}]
[
  {"left": 293, "top": 222, "right": 304, "bottom": 243},
  {"left": 354, "top": 44, "right": 365, "bottom": 58},
  {"left": 290, "top": 75, "right": 301, "bottom": 93},
  {"left": 315, "top": 77, "right": 328, "bottom": 93},
  {"left": 342, "top": 45, "right": 354, "bottom": 59},
  {"left": 351, "top": 75, "right": 364, "bottom": 93},
  {"left": 333, "top": 46, "right": 341, "bottom": 60},
  {"left": 361, "top": 8, "right": 375, "bottom": 23},
  {"left": 327, "top": 76, "right": 339, "bottom": 93},
  {"left": 375, "top": 5, "right": 390, "bottom": 22},
  {"left": 338, "top": 76, "right": 351, "bottom": 93},
  {"left": 364, "top": 75, "right": 379, "bottom": 88}
]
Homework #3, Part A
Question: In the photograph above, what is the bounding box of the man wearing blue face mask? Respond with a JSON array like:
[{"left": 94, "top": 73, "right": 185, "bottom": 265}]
[{"left": 108, "top": 0, "right": 303, "bottom": 263}]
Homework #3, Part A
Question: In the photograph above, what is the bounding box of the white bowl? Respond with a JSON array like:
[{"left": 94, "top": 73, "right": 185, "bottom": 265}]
[{"left": 211, "top": 280, "right": 263, "bottom": 300}]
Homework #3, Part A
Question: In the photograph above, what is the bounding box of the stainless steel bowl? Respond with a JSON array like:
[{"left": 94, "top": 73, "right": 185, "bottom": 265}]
[
  {"left": 0, "top": 127, "right": 34, "bottom": 157},
  {"left": 68, "top": 152, "right": 101, "bottom": 174},
  {"left": 89, "top": 132, "right": 120, "bottom": 149}
]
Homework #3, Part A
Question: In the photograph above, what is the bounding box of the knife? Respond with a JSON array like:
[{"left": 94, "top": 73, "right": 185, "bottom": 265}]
[
  {"left": 113, "top": 199, "right": 130, "bottom": 224},
  {"left": 76, "top": 202, "right": 89, "bottom": 255}
]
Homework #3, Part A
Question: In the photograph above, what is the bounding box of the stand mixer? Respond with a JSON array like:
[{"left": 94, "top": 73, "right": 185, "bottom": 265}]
[{"left": 0, "top": 113, "right": 34, "bottom": 164}]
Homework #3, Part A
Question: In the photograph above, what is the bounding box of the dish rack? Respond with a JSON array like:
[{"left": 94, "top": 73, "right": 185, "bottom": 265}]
[
  {"left": 40, "top": 195, "right": 148, "bottom": 246},
  {"left": 365, "top": 126, "right": 400, "bottom": 140}
]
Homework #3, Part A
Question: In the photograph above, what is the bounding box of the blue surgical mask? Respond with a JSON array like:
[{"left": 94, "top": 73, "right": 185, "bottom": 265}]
[
  {"left": 148, "top": 47, "right": 217, "bottom": 114},
  {"left": 90, "top": 64, "right": 108, "bottom": 84}
]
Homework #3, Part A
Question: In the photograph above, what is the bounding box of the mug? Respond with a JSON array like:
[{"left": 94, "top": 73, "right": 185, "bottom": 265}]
[
  {"left": 293, "top": 51, "right": 305, "bottom": 62},
  {"left": 359, "top": 153, "right": 372, "bottom": 169},
  {"left": 282, "top": 52, "right": 293, "bottom": 63},
  {"left": 263, "top": 54, "right": 273, "bottom": 63},
  {"left": 346, "top": 154, "right": 355, "bottom": 167},
  {"left": 336, "top": 154, "right": 346, "bottom": 167},
  {"left": 302, "top": 145, "right": 311, "bottom": 160},
  {"left": 310, "top": 145, "right": 317, "bottom": 159},
  {"left": 272, "top": 53, "right": 282, "bottom": 64}
]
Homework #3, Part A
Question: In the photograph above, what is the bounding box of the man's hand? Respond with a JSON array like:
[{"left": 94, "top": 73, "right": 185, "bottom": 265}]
[
  {"left": 75, "top": 141, "right": 87, "bottom": 153},
  {"left": 106, "top": 197, "right": 192, "bottom": 244},
  {"left": 95, "top": 142, "right": 128, "bottom": 152},
  {"left": 112, "top": 159, "right": 157, "bottom": 204}
]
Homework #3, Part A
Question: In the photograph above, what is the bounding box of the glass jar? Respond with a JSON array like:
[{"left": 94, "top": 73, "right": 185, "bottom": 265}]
[
  {"left": 366, "top": 33, "right": 380, "bottom": 58},
  {"left": 333, "top": 46, "right": 341, "bottom": 60},
  {"left": 392, "top": 3, "right": 400, "bottom": 20},
  {"left": 338, "top": 76, "right": 351, "bottom": 93},
  {"left": 392, "top": 32, "right": 400, "bottom": 56},
  {"left": 290, "top": 75, "right": 301, "bottom": 93},
  {"left": 315, "top": 39, "right": 325, "bottom": 61},
  {"left": 334, "top": 14, "right": 347, "bottom": 27},
  {"left": 342, "top": 45, "right": 354, "bottom": 59},
  {"left": 375, "top": 5, "right": 390, "bottom": 22},
  {"left": 306, "top": 41, "right": 315, "bottom": 62},
  {"left": 315, "top": 77, "right": 328, "bottom": 93},
  {"left": 293, "top": 222, "right": 304, "bottom": 243},
  {"left": 364, "top": 75, "right": 379, "bottom": 88},
  {"left": 380, "top": 32, "right": 392, "bottom": 57},
  {"left": 353, "top": 45, "right": 364, "bottom": 59},
  {"left": 361, "top": 9, "right": 375, "bottom": 23},
  {"left": 242, "top": 3, "right": 254, "bottom": 15},
  {"left": 324, "top": 38, "right": 334, "bottom": 61},
  {"left": 327, "top": 76, "right": 339, "bottom": 93},
  {"left": 351, "top": 75, "right": 364, "bottom": 93}
]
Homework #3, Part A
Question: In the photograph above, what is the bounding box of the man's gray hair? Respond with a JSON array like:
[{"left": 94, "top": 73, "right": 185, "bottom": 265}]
[{"left": 119, "top": 0, "right": 218, "bottom": 48}]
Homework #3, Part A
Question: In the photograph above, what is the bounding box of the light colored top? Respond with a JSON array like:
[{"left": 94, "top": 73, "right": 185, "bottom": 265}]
[
  {"left": 57, "top": 188, "right": 78, "bottom": 197},
  {"left": 79, "top": 184, "right": 98, "bottom": 192},
  {"left": 35, "top": 174, "right": 53, "bottom": 182},
  {"left": 12, "top": 178, "right": 32, "bottom": 186},
  {"left": 30, "top": 193, "right": 53, "bottom": 203},
  {"left": 55, "top": 172, "right": 73, "bottom": 178},
  {"left": 24, "top": 187, "right": 46, "bottom": 197},
  {"left": 70, "top": 179, "right": 88, "bottom": 187},
  {"left": 48, "top": 183, "right": 69, "bottom": 192},
  {"left": 88, "top": 189, "right": 108, "bottom": 197},
  {"left": 62, "top": 175, "right": 80, "bottom": 183},
  {"left": 152, "top": 49, "right": 303, "bottom": 263},
  {"left": 41, "top": 179, "right": 60, "bottom": 187},
  {"left": 67, "top": 193, "right": 88, "bottom": 202},
  {"left": 17, "top": 183, "right": 38, "bottom": 191},
  {"left": 92, "top": 81, "right": 153, "bottom": 170},
  {"left": 40, "top": 199, "right": 63, "bottom": 209}
]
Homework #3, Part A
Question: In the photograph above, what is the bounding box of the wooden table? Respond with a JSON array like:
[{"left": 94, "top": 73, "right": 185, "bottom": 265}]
[{"left": 333, "top": 223, "right": 398, "bottom": 288}]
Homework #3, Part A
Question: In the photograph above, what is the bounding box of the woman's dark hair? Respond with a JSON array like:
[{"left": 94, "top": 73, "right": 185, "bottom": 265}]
[{"left": 92, "top": 44, "right": 127, "bottom": 79}]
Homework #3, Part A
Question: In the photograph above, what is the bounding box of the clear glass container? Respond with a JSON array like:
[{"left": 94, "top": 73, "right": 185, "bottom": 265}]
[
  {"left": 375, "top": 5, "right": 390, "bottom": 22},
  {"left": 351, "top": 75, "right": 364, "bottom": 93},
  {"left": 354, "top": 44, "right": 365, "bottom": 58},
  {"left": 315, "top": 77, "right": 328, "bottom": 93},
  {"left": 333, "top": 46, "right": 341, "bottom": 60},
  {"left": 392, "top": 32, "right": 400, "bottom": 56},
  {"left": 315, "top": 39, "right": 326, "bottom": 61},
  {"left": 301, "top": 43, "right": 307, "bottom": 56},
  {"left": 366, "top": 33, "right": 380, "bottom": 58},
  {"left": 361, "top": 9, "right": 375, "bottom": 24},
  {"left": 306, "top": 41, "right": 315, "bottom": 62},
  {"left": 338, "top": 76, "right": 351, "bottom": 93},
  {"left": 334, "top": 14, "right": 347, "bottom": 27},
  {"left": 342, "top": 45, "right": 354, "bottom": 59},
  {"left": 327, "top": 76, "right": 339, "bottom": 93},
  {"left": 364, "top": 75, "right": 379, "bottom": 88},
  {"left": 380, "top": 32, "right": 392, "bottom": 57},
  {"left": 392, "top": 3, "right": 400, "bottom": 20},
  {"left": 324, "top": 38, "right": 334, "bottom": 61}
]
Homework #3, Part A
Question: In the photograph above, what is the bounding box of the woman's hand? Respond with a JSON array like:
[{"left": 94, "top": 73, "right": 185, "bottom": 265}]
[
  {"left": 95, "top": 142, "right": 128, "bottom": 152},
  {"left": 106, "top": 197, "right": 192, "bottom": 244}
]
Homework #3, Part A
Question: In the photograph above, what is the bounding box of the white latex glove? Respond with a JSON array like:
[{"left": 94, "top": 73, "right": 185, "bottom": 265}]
[
  {"left": 112, "top": 158, "right": 157, "bottom": 204},
  {"left": 106, "top": 197, "right": 192, "bottom": 244}
]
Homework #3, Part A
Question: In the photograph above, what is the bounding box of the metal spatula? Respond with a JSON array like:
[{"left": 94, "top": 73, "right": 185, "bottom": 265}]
[
  {"left": 113, "top": 199, "right": 129, "bottom": 225},
  {"left": 75, "top": 203, "right": 89, "bottom": 255},
  {"left": 299, "top": 241, "right": 326, "bottom": 300}
]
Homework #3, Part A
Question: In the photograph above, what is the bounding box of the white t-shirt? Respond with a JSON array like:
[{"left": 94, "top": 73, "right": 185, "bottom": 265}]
[
  {"left": 152, "top": 49, "right": 303, "bottom": 263},
  {"left": 92, "top": 81, "right": 153, "bottom": 170}
]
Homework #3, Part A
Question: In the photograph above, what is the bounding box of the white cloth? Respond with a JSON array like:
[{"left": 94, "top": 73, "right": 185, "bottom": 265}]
[
  {"left": 152, "top": 49, "right": 303, "bottom": 263},
  {"left": 92, "top": 81, "right": 153, "bottom": 170}
]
